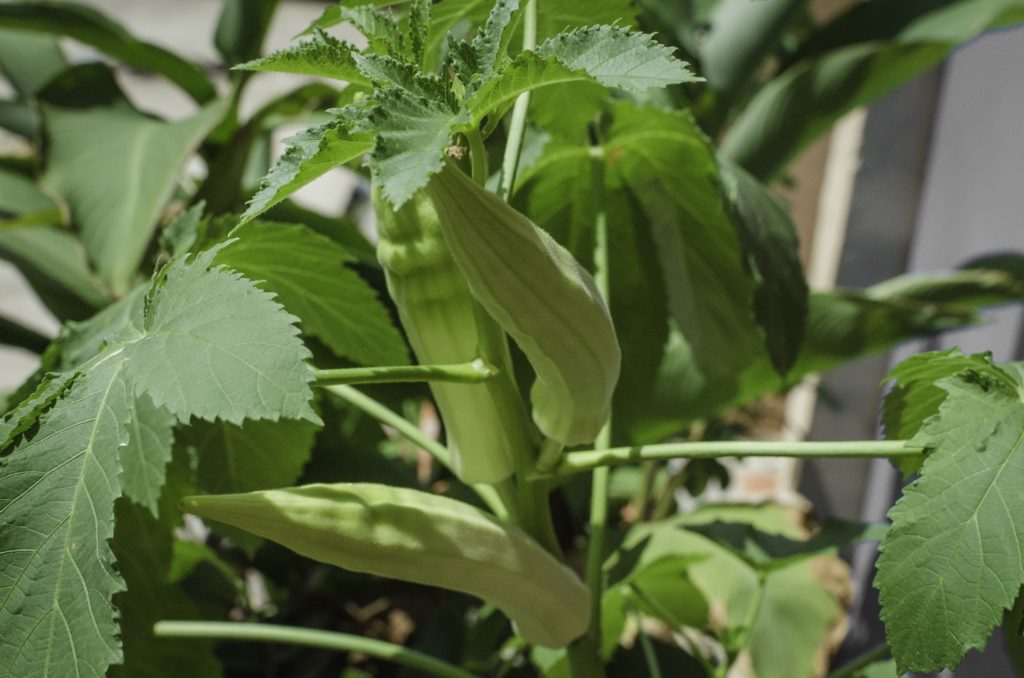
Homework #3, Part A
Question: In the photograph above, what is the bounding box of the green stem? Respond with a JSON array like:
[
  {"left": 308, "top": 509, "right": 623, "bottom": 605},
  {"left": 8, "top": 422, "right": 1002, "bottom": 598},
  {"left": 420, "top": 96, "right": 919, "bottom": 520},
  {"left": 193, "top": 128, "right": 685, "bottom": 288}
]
[
  {"left": 497, "top": 0, "right": 537, "bottom": 201},
  {"left": 466, "top": 128, "right": 488, "bottom": 187},
  {"left": 312, "top": 360, "right": 496, "bottom": 387},
  {"left": 325, "top": 384, "right": 509, "bottom": 520},
  {"left": 584, "top": 146, "right": 612, "bottom": 646},
  {"left": 153, "top": 621, "right": 476, "bottom": 678},
  {"left": 827, "top": 643, "right": 890, "bottom": 678},
  {"left": 630, "top": 606, "right": 664, "bottom": 678},
  {"left": 538, "top": 440, "right": 922, "bottom": 478}
]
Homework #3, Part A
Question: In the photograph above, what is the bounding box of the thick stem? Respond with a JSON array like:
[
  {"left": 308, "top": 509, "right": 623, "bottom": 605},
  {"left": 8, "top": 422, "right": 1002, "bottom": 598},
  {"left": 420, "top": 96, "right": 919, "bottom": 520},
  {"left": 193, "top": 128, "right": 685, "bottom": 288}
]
[
  {"left": 538, "top": 440, "right": 922, "bottom": 478},
  {"left": 312, "top": 360, "right": 496, "bottom": 387},
  {"left": 153, "top": 621, "right": 476, "bottom": 678},
  {"left": 325, "top": 384, "right": 510, "bottom": 520},
  {"left": 497, "top": 0, "right": 537, "bottom": 201}
]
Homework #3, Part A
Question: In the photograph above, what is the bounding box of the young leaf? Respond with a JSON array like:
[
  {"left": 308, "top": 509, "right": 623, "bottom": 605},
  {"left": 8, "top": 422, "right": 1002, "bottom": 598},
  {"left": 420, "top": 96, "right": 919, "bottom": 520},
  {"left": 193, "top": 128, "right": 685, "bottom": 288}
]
[
  {"left": 234, "top": 30, "right": 368, "bottom": 85},
  {"left": 354, "top": 52, "right": 451, "bottom": 100},
  {"left": 123, "top": 247, "right": 319, "bottom": 425},
  {"left": 366, "top": 88, "right": 466, "bottom": 207},
  {"left": 213, "top": 221, "right": 409, "bottom": 366},
  {"left": 0, "top": 356, "right": 131, "bottom": 677},
  {"left": 876, "top": 365, "right": 1024, "bottom": 673},
  {"left": 535, "top": 24, "right": 699, "bottom": 93},
  {"left": 471, "top": 0, "right": 521, "bottom": 78},
  {"left": 341, "top": 5, "right": 406, "bottom": 57},
  {"left": 241, "top": 120, "right": 373, "bottom": 223},
  {"left": 406, "top": 0, "right": 430, "bottom": 65}
]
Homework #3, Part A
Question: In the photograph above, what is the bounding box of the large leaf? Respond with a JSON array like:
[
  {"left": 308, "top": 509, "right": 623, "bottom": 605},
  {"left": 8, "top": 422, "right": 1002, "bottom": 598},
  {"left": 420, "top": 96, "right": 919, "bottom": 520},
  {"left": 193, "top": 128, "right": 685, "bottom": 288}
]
[
  {"left": 876, "top": 364, "right": 1024, "bottom": 673},
  {"left": 214, "top": 221, "right": 408, "bottom": 365},
  {"left": 720, "top": 159, "right": 808, "bottom": 374},
  {"left": 0, "top": 247, "right": 317, "bottom": 677},
  {"left": 0, "top": 1, "right": 216, "bottom": 102},
  {"left": 240, "top": 120, "right": 373, "bottom": 223},
  {"left": 41, "top": 65, "right": 226, "bottom": 294},
  {"left": 234, "top": 31, "right": 368, "bottom": 85},
  {"left": 0, "top": 28, "right": 65, "bottom": 96},
  {"left": 0, "top": 225, "right": 110, "bottom": 320},
  {"left": 608, "top": 102, "right": 758, "bottom": 411},
  {"left": 123, "top": 248, "right": 319, "bottom": 425},
  {"left": 0, "top": 356, "right": 131, "bottom": 677},
  {"left": 722, "top": 0, "right": 1024, "bottom": 179}
]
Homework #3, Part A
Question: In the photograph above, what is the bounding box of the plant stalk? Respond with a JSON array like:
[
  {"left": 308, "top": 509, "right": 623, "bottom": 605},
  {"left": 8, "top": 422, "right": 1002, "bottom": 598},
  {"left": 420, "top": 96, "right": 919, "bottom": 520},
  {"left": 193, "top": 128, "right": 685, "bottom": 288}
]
[
  {"left": 466, "top": 128, "right": 489, "bottom": 186},
  {"left": 538, "top": 440, "right": 922, "bottom": 478},
  {"left": 325, "top": 384, "right": 510, "bottom": 520},
  {"left": 312, "top": 360, "right": 497, "bottom": 387},
  {"left": 153, "top": 621, "right": 476, "bottom": 678},
  {"left": 497, "top": 0, "right": 537, "bottom": 201},
  {"left": 827, "top": 643, "right": 891, "bottom": 678}
]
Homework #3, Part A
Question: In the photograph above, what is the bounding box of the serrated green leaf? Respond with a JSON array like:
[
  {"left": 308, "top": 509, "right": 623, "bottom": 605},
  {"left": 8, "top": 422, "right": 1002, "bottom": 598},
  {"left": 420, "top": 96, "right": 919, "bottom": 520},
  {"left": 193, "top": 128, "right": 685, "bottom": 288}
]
[
  {"left": 120, "top": 393, "right": 175, "bottom": 516},
  {"left": 0, "top": 2, "right": 215, "bottom": 102},
  {"left": 342, "top": 5, "right": 406, "bottom": 57},
  {"left": 241, "top": 120, "right": 373, "bottom": 223},
  {"left": 876, "top": 366, "right": 1024, "bottom": 673},
  {"left": 471, "top": 0, "right": 521, "bottom": 78},
  {"left": 720, "top": 159, "right": 808, "bottom": 375},
  {"left": 353, "top": 52, "right": 450, "bottom": 100},
  {"left": 41, "top": 65, "right": 226, "bottom": 294},
  {"left": 160, "top": 202, "right": 206, "bottom": 258},
  {"left": 235, "top": 31, "right": 367, "bottom": 84},
  {"left": 61, "top": 286, "right": 147, "bottom": 370},
  {"left": 124, "top": 248, "right": 319, "bottom": 426},
  {"left": 465, "top": 51, "right": 588, "bottom": 126},
  {"left": 213, "top": 221, "right": 408, "bottom": 365},
  {"left": 366, "top": 88, "right": 465, "bottom": 207},
  {"left": 0, "top": 370, "right": 76, "bottom": 454},
  {"left": 406, "top": 0, "right": 430, "bottom": 65},
  {"left": 535, "top": 24, "right": 698, "bottom": 93},
  {"left": 0, "top": 355, "right": 130, "bottom": 677}
]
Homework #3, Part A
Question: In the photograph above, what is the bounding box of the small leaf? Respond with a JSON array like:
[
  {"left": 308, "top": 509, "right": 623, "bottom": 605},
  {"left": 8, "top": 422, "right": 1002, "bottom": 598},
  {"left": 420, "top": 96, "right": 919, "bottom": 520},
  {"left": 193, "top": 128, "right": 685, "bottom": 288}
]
[
  {"left": 876, "top": 365, "right": 1024, "bottom": 673},
  {"left": 234, "top": 31, "right": 368, "bottom": 84},
  {"left": 214, "top": 221, "right": 408, "bottom": 366},
  {"left": 470, "top": 0, "right": 521, "bottom": 78},
  {"left": 241, "top": 120, "right": 373, "bottom": 223},
  {"left": 341, "top": 5, "right": 405, "bottom": 57},
  {"left": 535, "top": 24, "right": 699, "bottom": 93},
  {"left": 406, "top": 0, "right": 430, "bottom": 65},
  {"left": 124, "top": 247, "right": 319, "bottom": 425}
]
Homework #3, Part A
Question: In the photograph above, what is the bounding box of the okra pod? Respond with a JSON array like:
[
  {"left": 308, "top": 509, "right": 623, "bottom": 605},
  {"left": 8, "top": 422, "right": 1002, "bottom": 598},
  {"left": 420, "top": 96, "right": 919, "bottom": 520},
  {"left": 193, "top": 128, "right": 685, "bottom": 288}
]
[
  {"left": 374, "top": 190, "right": 531, "bottom": 483},
  {"left": 426, "top": 163, "right": 621, "bottom": 446},
  {"left": 183, "top": 483, "right": 590, "bottom": 647}
]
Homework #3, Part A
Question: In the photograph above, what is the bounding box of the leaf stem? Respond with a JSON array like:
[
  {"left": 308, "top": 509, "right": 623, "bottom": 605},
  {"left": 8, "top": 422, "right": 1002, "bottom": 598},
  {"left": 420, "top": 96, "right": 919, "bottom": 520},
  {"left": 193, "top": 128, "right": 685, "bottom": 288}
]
[
  {"left": 497, "top": 0, "right": 537, "bottom": 201},
  {"left": 466, "top": 128, "right": 489, "bottom": 187},
  {"left": 629, "top": 606, "right": 664, "bottom": 678},
  {"left": 827, "top": 643, "right": 890, "bottom": 678},
  {"left": 153, "top": 621, "right": 476, "bottom": 678},
  {"left": 536, "top": 440, "right": 922, "bottom": 478},
  {"left": 324, "top": 384, "right": 510, "bottom": 519},
  {"left": 312, "top": 360, "right": 497, "bottom": 387}
]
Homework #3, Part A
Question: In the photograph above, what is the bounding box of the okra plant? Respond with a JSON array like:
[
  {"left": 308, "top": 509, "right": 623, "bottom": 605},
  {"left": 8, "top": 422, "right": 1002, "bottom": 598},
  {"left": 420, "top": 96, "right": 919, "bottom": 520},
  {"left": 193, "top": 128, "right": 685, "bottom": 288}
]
[{"left": 1, "top": 1, "right": 1024, "bottom": 677}]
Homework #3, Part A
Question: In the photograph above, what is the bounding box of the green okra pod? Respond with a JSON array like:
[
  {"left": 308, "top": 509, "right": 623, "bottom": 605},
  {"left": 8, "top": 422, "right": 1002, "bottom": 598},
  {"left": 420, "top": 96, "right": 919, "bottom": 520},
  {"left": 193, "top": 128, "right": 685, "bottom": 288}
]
[
  {"left": 183, "top": 483, "right": 591, "bottom": 647},
  {"left": 425, "top": 163, "right": 621, "bottom": 446},
  {"left": 374, "top": 189, "right": 532, "bottom": 483}
]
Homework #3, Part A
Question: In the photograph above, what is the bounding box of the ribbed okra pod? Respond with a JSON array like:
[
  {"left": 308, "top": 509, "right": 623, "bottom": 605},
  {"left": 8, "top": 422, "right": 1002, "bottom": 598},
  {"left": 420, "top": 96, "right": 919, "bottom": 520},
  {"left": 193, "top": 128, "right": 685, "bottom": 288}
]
[
  {"left": 426, "top": 163, "right": 621, "bottom": 446},
  {"left": 184, "top": 483, "right": 590, "bottom": 647},
  {"left": 374, "top": 189, "right": 531, "bottom": 483}
]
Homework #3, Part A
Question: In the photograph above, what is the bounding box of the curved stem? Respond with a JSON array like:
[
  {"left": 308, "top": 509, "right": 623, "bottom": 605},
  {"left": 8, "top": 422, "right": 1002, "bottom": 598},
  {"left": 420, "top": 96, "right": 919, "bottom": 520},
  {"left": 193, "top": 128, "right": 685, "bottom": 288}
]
[
  {"left": 537, "top": 440, "right": 922, "bottom": 479},
  {"left": 153, "top": 621, "right": 477, "bottom": 678},
  {"left": 497, "top": 0, "right": 537, "bottom": 201},
  {"left": 325, "top": 384, "right": 509, "bottom": 520},
  {"left": 313, "top": 360, "right": 496, "bottom": 387}
]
